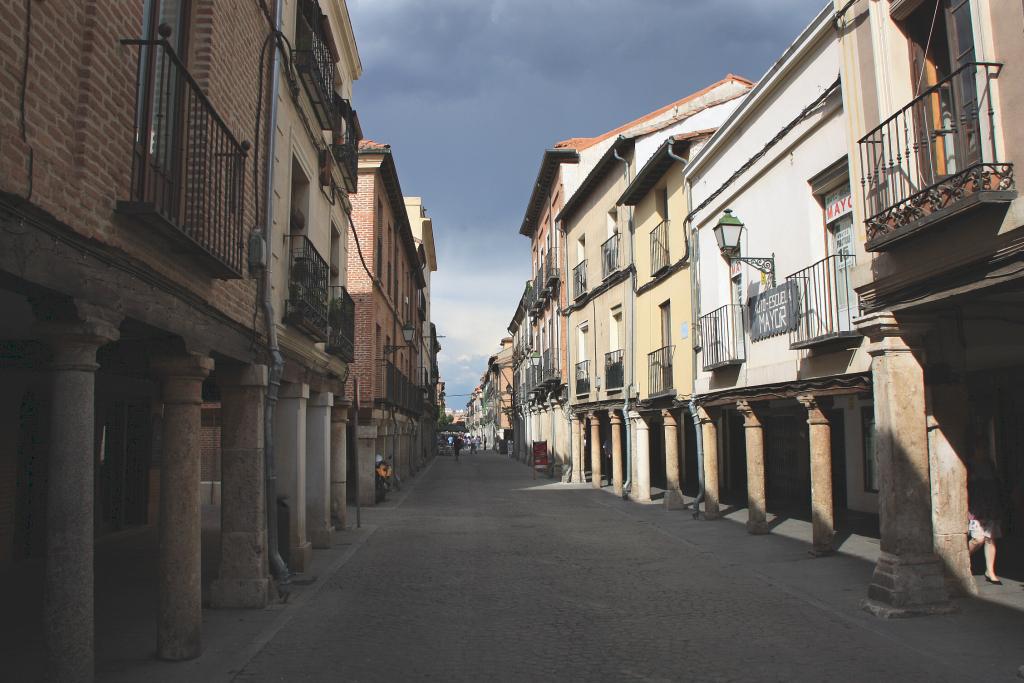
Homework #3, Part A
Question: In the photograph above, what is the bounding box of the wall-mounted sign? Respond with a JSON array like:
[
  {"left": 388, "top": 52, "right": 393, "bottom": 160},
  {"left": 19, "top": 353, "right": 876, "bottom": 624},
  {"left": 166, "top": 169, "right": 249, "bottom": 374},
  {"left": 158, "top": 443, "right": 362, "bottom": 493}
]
[
  {"left": 825, "top": 188, "right": 853, "bottom": 222},
  {"left": 748, "top": 280, "right": 800, "bottom": 342}
]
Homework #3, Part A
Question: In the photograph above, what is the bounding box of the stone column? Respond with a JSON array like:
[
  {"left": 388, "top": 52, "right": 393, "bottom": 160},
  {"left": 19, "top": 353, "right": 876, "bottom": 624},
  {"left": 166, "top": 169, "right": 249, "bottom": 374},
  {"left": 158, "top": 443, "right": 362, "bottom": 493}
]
[
  {"left": 799, "top": 395, "right": 834, "bottom": 555},
  {"left": 152, "top": 352, "right": 214, "bottom": 660},
  {"left": 927, "top": 385, "right": 974, "bottom": 596},
  {"left": 306, "top": 391, "right": 333, "bottom": 549},
  {"left": 211, "top": 364, "right": 269, "bottom": 609},
  {"left": 697, "top": 407, "right": 720, "bottom": 519},
  {"left": 588, "top": 412, "right": 602, "bottom": 488},
  {"left": 857, "top": 312, "right": 949, "bottom": 615},
  {"left": 662, "top": 409, "right": 685, "bottom": 509},
  {"left": 35, "top": 305, "right": 120, "bottom": 682},
  {"left": 330, "top": 402, "right": 350, "bottom": 530},
  {"left": 357, "top": 422, "right": 378, "bottom": 506},
  {"left": 737, "top": 401, "right": 768, "bottom": 534},
  {"left": 609, "top": 410, "right": 624, "bottom": 496},
  {"left": 569, "top": 415, "right": 581, "bottom": 483},
  {"left": 275, "top": 382, "right": 312, "bottom": 571},
  {"left": 631, "top": 412, "right": 651, "bottom": 502}
]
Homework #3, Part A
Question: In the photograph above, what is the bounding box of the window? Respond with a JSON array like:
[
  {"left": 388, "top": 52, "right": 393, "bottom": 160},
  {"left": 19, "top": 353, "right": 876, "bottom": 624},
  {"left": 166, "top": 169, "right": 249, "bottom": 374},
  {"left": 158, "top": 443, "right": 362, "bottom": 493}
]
[
  {"left": 606, "top": 208, "right": 618, "bottom": 238},
  {"left": 659, "top": 301, "right": 672, "bottom": 348},
  {"left": 330, "top": 222, "right": 341, "bottom": 283},
  {"left": 576, "top": 235, "right": 586, "bottom": 265},
  {"left": 375, "top": 200, "right": 383, "bottom": 274},
  {"left": 609, "top": 309, "right": 621, "bottom": 352},
  {"left": 656, "top": 187, "right": 668, "bottom": 222},
  {"left": 862, "top": 406, "right": 878, "bottom": 493},
  {"left": 578, "top": 323, "right": 589, "bottom": 362}
]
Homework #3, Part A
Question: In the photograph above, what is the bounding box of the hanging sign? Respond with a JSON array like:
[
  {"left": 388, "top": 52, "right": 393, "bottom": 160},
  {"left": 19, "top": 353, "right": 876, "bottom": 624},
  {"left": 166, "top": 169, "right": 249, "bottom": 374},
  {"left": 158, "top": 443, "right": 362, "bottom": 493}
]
[{"left": 747, "top": 280, "right": 800, "bottom": 342}]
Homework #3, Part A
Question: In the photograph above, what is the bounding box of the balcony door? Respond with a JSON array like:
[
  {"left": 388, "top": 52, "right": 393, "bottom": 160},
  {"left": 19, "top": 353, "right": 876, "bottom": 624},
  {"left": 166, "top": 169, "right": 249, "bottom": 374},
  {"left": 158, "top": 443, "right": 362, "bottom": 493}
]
[
  {"left": 905, "top": 0, "right": 979, "bottom": 184},
  {"left": 825, "top": 185, "right": 856, "bottom": 332}
]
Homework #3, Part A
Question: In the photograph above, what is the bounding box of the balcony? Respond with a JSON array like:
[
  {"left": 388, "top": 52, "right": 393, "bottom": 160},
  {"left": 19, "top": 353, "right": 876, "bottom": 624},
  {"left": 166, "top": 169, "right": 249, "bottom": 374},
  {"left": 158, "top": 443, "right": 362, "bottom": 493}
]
[
  {"left": 542, "top": 349, "right": 560, "bottom": 384},
  {"left": 294, "top": 0, "right": 336, "bottom": 130},
  {"left": 544, "top": 253, "right": 560, "bottom": 287},
  {"left": 604, "top": 350, "right": 624, "bottom": 391},
  {"left": 648, "top": 345, "right": 674, "bottom": 397},
  {"left": 601, "top": 233, "right": 620, "bottom": 279},
  {"left": 575, "top": 360, "right": 591, "bottom": 396},
  {"left": 331, "top": 95, "right": 360, "bottom": 193},
  {"left": 787, "top": 254, "right": 860, "bottom": 349},
  {"left": 858, "top": 62, "right": 1015, "bottom": 251},
  {"left": 325, "top": 285, "right": 355, "bottom": 361},
  {"left": 383, "top": 361, "right": 423, "bottom": 415},
  {"left": 650, "top": 220, "right": 670, "bottom": 276},
  {"left": 573, "top": 260, "right": 588, "bottom": 300},
  {"left": 118, "top": 37, "right": 248, "bottom": 279},
  {"left": 699, "top": 305, "right": 745, "bottom": 371},
  {"left": 418, "top": 290, "right": 427, "bottom": 321},
  {"left": 284, "top": 235, "right": 330, "bottom": 341}
]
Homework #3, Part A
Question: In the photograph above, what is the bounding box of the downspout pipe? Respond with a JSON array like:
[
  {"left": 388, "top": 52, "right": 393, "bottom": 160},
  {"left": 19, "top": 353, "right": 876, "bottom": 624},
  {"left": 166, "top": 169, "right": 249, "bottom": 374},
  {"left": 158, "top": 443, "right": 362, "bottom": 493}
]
[
  {"left": 612, "top": 146, "right": 633, "bottom": 497},
  {"left": 561, "top": 218, "right": 575, "bottom": 479},
  {"left": 261, "top": 0, "right": 290, "bottom": 594},
  {"left": 681, "top": 166, "right": 706, "bottom": 516},
  {"left": 665, "top": 144, "right": 703, "bottom": 511}
]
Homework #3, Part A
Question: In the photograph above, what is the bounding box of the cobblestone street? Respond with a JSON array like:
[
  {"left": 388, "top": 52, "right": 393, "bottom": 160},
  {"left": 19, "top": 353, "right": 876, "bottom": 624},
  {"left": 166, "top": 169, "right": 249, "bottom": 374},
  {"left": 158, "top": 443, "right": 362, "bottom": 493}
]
[{"left": 234, "top": 452, "right": 1024, "bottom": 682}]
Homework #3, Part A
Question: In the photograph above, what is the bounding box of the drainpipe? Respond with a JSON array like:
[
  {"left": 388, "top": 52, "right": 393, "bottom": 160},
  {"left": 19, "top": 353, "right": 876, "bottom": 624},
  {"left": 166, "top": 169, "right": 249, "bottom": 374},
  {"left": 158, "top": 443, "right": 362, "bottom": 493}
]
[
  {"left": 613, "top": 145, "right": 633, "bottom": 497},
  {"left": 666, "top": 144, "right": 702, "bottom": 510},
  {"left": 261, "top": 0, "right": 290, "bottom": 594},
  {"left": 682, "top": 170, "right": 706, "bottom": 514},
  {"left": 562, "top": 218, "right": 575, "bottom": 479}
]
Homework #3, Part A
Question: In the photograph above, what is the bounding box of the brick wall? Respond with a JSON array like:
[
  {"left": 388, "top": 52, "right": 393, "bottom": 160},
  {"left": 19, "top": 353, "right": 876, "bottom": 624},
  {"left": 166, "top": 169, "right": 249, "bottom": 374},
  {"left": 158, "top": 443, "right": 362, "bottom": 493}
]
[
  {"left": 347, "top": 158, "right": 425, "bottom": 406},
  {"left": 0, "top": 0, "right": 272, "bottom": 343}
]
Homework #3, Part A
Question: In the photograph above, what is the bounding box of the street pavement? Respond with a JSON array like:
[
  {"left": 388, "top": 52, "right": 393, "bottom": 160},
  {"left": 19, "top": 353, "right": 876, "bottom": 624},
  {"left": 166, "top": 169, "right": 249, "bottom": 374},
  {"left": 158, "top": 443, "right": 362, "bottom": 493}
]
[{"left": 227, "top": 451, "right": 1024, "bottom": 682}]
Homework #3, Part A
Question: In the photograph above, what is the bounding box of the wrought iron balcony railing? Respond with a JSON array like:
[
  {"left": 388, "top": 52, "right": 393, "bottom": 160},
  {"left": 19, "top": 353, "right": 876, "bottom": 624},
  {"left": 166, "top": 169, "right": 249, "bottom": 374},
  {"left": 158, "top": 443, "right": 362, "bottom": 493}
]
[
  {"left": 648, "top": 345, "right": 674, "bottom": 396},
  {"left": 699, "top": 305, "right": 745, "bottom": 371},
  {"left": 284, "top": 235, "right": 330, "bottom": 341},
  {"left": 545, "top": 253, "right": 560, "bottom": 287},
  {"left": 573, "top": 260, "right": 588, "bottom": 300},
  {"left": 605, "top": 350, "right": 624, "bottom": 391},
  {"left": 326, "top": 285, "right": 355, "bottom": 361},
  {"left": 294, "top": 0, "right": 336, "bottom": 130},
  {"left": 575, "top": 360, "right": 591, "bottom": 396},
  {"left": 601, "top": 233, "right": 620, "bottom": 279},
  {"left": 118, "top": 37, "right": 248, "bottom": 279},
  {"left": 650, "top": 220, "right": 670, "bottom": 276},
  {"left": 383, "top": 360, "right": 423, "bottom": 415},
  {"left": 331, "top": 94, "right": 360, "bottom": 193},
  {"left": 787, "top": 254, "right": 860, "bottom": 350},
  {"left": 858, "top": 62, "right": 1015, "bottom": 251}
]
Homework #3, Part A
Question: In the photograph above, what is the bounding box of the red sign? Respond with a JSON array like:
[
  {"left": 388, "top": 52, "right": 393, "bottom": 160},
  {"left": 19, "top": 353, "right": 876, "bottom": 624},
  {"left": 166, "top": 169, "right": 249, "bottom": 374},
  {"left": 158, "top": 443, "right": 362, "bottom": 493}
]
[
  {"left": 825, "top": 192, "right": 853, "bottom": 222},
  {"left": 532, "top": 441, "right": 549, "bottom": 468}
]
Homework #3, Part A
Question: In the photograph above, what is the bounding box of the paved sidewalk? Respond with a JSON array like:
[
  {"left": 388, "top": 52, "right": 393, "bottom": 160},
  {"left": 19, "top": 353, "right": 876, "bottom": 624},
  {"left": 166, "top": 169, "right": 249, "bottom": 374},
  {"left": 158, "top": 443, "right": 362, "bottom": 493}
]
[{"left": 231, "top": 452, "right": 1023, "bottom": 682}]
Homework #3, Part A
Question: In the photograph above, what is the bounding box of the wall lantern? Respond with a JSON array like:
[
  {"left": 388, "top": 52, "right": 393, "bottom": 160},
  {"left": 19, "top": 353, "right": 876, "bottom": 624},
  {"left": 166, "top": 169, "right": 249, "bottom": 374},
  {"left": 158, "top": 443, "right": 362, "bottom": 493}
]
[
  {"left": 402, "top": 321, "right": 416, "bottom": 344},
  {"left": 713, "top": 209, "right": 776, "bottom": 287}
]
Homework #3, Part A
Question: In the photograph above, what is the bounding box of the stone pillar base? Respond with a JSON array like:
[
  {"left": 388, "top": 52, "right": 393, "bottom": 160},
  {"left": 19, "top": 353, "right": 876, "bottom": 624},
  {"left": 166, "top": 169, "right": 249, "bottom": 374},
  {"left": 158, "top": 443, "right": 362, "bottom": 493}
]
[
  {"left": 934, "top": 533, "right": 976, "bottom": 597},
  {"left": 209, "top": 578, "right": 270, "bottom": 609},
  {"left": 747, "top": 519, "right": 769, "bottom": 535},
  {"left": 290, "top": 542, "right": 313, "bottom": 573},
  {"left": 863, "top": 552, "right": 952, "bottom": 617},
  {"left": 310, "top": 527, "right": 333, "bottom": 550},
  {"left": 663, "top": 490, "right": 687, "bottom": 510}
]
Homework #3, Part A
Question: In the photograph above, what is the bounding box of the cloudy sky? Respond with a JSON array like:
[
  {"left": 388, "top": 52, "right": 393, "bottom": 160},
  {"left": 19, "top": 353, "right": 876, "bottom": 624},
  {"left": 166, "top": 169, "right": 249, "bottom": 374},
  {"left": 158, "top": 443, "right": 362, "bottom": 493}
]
[{"left": 348, "top": 0, "right": 827, "bottom": 407}]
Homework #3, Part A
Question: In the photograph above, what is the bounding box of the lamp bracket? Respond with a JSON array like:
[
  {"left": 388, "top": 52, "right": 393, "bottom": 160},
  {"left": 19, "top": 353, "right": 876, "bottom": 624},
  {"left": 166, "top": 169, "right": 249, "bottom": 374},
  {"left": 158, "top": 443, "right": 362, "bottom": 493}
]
[{"left": 728, "top": 254, "right": 776, "bottom": 288}]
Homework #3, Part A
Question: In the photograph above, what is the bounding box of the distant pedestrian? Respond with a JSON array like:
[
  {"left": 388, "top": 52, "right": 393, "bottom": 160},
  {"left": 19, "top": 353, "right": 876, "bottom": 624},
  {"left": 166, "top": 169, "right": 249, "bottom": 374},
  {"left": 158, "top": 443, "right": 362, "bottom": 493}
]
[
  {"left": 453, "top": 436, "right": 463, "bottom": 463},
  {"left": 967, "top": 437, "right": 1004, "bottom": 585}
]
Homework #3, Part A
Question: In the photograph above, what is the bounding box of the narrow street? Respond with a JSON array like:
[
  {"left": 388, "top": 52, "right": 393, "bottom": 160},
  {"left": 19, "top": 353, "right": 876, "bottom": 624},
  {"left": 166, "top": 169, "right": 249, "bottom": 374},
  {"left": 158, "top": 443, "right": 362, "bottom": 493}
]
[{"left": 233, "top": 453, "right": 1023, "bottom": 682}]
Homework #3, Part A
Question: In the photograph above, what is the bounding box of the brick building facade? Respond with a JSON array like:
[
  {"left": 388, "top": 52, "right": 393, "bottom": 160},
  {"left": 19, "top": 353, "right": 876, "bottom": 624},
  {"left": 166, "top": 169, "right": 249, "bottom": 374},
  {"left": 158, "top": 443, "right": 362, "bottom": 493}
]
[{"left": 0, "top": 0, "right": 366, "bottom": 679}]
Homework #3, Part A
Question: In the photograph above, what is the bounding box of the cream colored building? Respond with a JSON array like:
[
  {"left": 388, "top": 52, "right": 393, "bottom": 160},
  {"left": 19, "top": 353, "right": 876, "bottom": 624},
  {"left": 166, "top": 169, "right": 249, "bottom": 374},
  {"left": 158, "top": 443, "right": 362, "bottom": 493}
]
[
  {"left": 687, "top": 7, "right": 875, "bottom": 557},
  {"left": 560, "top": 77, "right": 751, "bottom": 500},
  {"left": 267, "top": 0, "right": 362, "bottom": 571},
  {"left": 831, "top": 0, "right": 1024, "bottom": 614},
  {"left": 406, "top": 198, "right": 441, "bottom": 470}
]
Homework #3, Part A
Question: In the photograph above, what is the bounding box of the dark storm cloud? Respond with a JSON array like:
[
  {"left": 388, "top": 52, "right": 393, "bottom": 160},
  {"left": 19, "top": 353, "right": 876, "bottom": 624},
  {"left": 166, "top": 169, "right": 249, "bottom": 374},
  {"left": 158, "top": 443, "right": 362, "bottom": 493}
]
[{"left": 347, "top": 0, "right": 829, "bottom": 403}]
